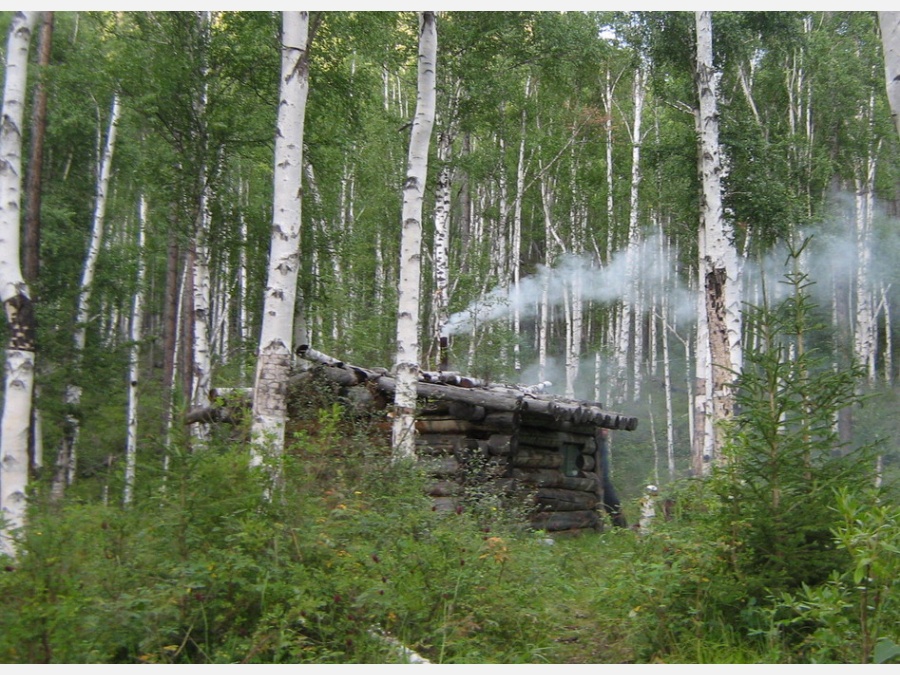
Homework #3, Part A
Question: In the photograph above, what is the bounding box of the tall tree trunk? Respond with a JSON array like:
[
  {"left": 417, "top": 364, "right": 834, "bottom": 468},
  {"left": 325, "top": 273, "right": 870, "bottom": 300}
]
[
  {"left": 695, "top": 11, "right": 741, "bottom": 467},
  {"left": 393, "top": 12, "right": 437, "bottom": 460},
  {"left": 23, "top": 12, "right": 52, "bottom": 475},
  {"left": 878, "top": 11, "right": 900, "bottom": 139},
  {"left": 124, "top": 195, "right": 147, "bottom": 506},
  {"left": 0, "top": 11, "right": 37, "bottom": 558},
  {"left": 433, "top": 128, "right": 451, "bottom": 362},
  {"left": 250, "top": 11, "right": 312, "bottom": 475},
  {"left": 190, "top": 11, "right": 213, "bottom": 440},
  {"left": 23, "top": 11, "right": 51, "bottom": 286},
  {"left": 853, "top": 145, "right": 879, "bottom": 388},
  {"left": 52, "top": 94, "right": 120, "bottom": 501},
  {"left": 512, "top": 79, "right": 529, "bottom": 375},
  {"left": 161, "top": 227, "right": 179, "bottom": 469}
]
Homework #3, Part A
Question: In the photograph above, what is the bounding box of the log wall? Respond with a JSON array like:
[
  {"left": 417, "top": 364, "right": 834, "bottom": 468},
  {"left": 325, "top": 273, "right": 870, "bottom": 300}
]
[{"left": 416, "top": 404, "right": 605, "bottom": 533}]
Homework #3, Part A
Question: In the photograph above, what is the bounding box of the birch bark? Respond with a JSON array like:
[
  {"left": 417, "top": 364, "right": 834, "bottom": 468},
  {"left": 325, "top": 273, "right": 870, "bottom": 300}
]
[
  {"left": 393, "top": 12, "right": 436, "bottom": 460},
  {"left": 124, "top": 195, "right": 147, "bottom": 505},
  {"left": 250, "top": 11, "right": 311, "bottom": 473},
  {"left": 0, "top": 11, "right": 37, "bottom": 558},
  {"left": 695, "top": 11, "right": 741, "bottom": 467},
  {"left": 52, "top": 94, "right": 120, "bottom": 501},
  {"left": 878, "top": 12, "right": 900, "bottom": 138},
  {"left": 190, "top": 11, "right": 213, "bottom": 439}
]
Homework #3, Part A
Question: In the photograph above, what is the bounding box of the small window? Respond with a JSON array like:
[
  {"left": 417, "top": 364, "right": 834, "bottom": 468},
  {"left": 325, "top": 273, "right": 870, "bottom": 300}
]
[{"left": 562, "top": 443, "right": 581, "bottom": 477}]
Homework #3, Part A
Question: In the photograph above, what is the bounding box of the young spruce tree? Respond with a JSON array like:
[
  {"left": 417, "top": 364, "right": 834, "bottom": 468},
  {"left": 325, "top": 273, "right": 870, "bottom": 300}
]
[{"left": 709, "top": 239, "right": 874, "bottom": 598}]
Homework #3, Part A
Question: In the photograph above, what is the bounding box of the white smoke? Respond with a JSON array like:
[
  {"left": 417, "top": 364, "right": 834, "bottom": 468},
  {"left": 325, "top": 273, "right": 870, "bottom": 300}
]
[
  {"left": 445, "top": 190, "right": 900, "bottom": 343},
  {"left": 444, "top": 233, "right": 695, "bottom": 337}
]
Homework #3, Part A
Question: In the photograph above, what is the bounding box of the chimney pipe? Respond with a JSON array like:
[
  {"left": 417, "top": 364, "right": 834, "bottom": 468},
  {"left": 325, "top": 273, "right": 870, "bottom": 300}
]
[{"left": 439, "top": 335, "right": 449, "bottom": 372}]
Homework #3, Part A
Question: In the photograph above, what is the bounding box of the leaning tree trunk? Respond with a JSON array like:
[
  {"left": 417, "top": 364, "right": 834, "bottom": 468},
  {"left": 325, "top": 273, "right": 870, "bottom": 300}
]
[
  {"left": 51, "top": 93, "right": 120, "bottom": 501},
  {"left": 695, "top": 11, "right": 741, "bottom": 468},
  {"left": 392, "top": 12, "right": 437, "bottom": 460},
  {"left": 250, "top": 11, "right": 312, "bottom": 475},
  {"left": 0, "top": 11, "right": 37, "bottom": 559}
]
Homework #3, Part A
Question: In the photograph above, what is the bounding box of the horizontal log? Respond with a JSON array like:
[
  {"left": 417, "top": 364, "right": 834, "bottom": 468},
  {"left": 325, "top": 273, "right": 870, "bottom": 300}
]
[
  {"left": 374, "top": 375, "right": 523, "bottom": 412},
  {"left": 486, "top": 434, "right": 515, "bottom": 456},
  {"left": 185, "top": 406, "right": 229, "bottom": 425},
  {"left": 515, "top": 429, "right": 596, "bottom": 451},
  {"left": 530, "top": 509, "right": 600, "bottom": 532},
  {"left": 420, "top": 371, "right": 486, "bottom": 388},
  {"left": 447, "top": 401, "right": 487, "bottom": 422},
  {"left": 535, "top": 488, "right": 599, "bottom": 511},
  {"left": 295, "top": 344, "right": 344, "bottom": 367},
  {"left": 415, "top": 434, "right": 463, "bottom": 453},
  {"left": 425, "top": 455, "right": 460, "bottom": 476},
  {"left": 510, "top": 449, "right": 562, "bottom": 470},
  {"left": 415, "top": 419, "right": 473, "bottom": 434},
  {"left": 520, "top": 398, "right": 638, "bottom": 431},
  {"left": 511, "top": 468, "right": 599, "bottom": 492},
  {"left": 481, "top": 411, "right": 518, "bottom": 432},
  {"left": 420, "top": 400, "right": 452, "bottom": 415},
  {"left": 512, "top": 448, "right": 594, "bottom": 472}
]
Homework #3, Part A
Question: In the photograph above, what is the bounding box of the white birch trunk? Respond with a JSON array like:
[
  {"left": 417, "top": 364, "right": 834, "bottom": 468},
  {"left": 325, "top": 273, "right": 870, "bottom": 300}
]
[
  {"left": 879, "top": 12, "right": 900, "bottom": 138},
  {"left": 882, "top": 284, "right": 893, "bottom": 384},
  {"left": 629, "top": 69, "right": 646, "bottom": 403},
  {"left": 52, "top": 93, "right": 120, "bottom": 500},
  {"left": 238, "top": 175, "right": 250, "bottom": 375},
  {"left": 0, "top": 11, "right": 37, "bottom": 558},
  {"left": 392, "top": 12, "right": 436, "bottom": 460},
  {"left": 433, "top": 128, "right": 452, "bottom": 346},
  {"left": 696, "top": 11, "right": 741, "bottom": 466},
  {"left": 191, "top": 12, "right": 213, "bottom": 437},
  {"left": 512, "top": 78, "right": 529, "bottom": 374},
  {"left": 124, "top": 195, "right": 147, "bottom": 506},
  {"left": 853, "top": 165, "right": 878, "bottom": 386},
  {"left": 250, "top": 11, "right": 311, "bottom": 472},
  {"left": 603, "top": 68, "right": 617, "bottom": 263}
]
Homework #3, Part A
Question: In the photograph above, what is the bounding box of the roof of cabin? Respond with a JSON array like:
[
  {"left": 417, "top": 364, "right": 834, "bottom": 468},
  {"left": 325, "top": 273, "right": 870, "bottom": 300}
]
[{"left": 295, "top": 345, "right": 639, "bottom": 432}]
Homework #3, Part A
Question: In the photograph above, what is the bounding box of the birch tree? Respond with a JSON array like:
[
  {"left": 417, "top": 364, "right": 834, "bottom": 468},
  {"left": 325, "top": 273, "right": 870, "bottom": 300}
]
[
  {"left": 393, "top": 12, "right": 437, "bottom": 460},
  {"left": 250, "top": 11, "right": 312, "bottom": 474},
  {"left": 51, "top": 93, "right": 120, "bottom": 501},
  {"left": 695, "top": 11, "right": 742, "bottom": 470},
  {"left": 190, "top": 11, "right": 213, "bottom": 440},
  {"left": 123, "top": 195, "right": 147, "bottom": 506},
  {"left": 0, "top": 11, "right": 37, "bottom": 558},
  {"left": 878, "top": 11, "right": 900, "bottom": 138}
]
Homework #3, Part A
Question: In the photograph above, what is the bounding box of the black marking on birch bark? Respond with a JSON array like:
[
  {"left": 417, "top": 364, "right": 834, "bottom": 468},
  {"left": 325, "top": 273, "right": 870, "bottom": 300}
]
[{"left": 4, "top": 293, "right": 35, "bottom": 351}]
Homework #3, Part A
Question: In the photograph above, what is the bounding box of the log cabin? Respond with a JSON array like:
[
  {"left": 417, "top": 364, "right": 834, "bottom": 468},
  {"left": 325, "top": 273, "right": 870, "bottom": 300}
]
[{"left": 291, "top": 345, "right": 637, "bottom": 534}]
